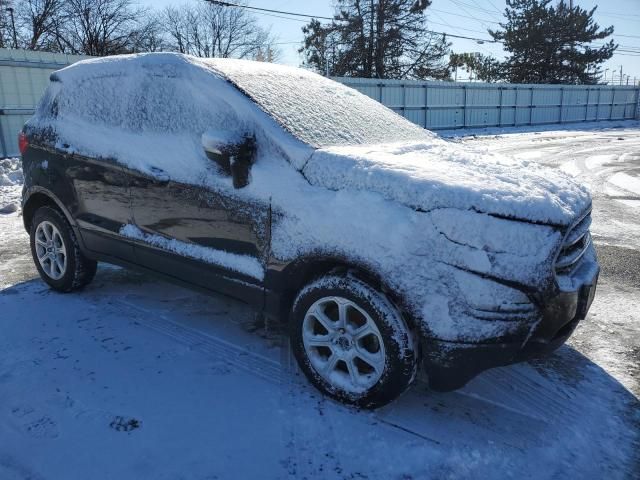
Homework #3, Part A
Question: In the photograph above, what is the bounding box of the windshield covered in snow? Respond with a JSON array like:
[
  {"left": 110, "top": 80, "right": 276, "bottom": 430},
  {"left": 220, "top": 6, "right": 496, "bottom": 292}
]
[{"left": 205, "top": 59, "right": 434, "bottom": 149}]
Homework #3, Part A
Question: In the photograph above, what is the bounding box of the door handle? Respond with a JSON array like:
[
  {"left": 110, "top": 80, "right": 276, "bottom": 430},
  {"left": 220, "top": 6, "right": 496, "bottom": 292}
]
[{"left": 149, "top": 166, "right": 170, "bottom": 185}]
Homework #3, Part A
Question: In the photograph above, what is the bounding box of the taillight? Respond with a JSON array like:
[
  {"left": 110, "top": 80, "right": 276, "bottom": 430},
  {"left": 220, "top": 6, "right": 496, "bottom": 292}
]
[{"left": 18, "top": 131, "right": 29, "bottom": 155}]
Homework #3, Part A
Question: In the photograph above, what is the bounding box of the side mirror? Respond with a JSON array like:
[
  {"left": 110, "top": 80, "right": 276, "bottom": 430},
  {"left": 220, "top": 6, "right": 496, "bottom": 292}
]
[{"left": 202, "top": 131, "right": 256, "bottom": 189}]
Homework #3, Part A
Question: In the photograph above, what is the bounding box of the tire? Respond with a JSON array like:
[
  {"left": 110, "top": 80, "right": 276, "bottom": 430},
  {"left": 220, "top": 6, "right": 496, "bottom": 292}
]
[
  {"left": 290, "top": 273, "right": 416, "bottom": 409},
  {"left": 29, "top": 206, "right": 97, "bottom": 293}
]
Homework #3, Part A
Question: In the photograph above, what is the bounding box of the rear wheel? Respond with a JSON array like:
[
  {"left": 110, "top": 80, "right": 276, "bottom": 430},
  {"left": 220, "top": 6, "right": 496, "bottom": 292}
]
[
  {"left": 290, "top": 273, "right": 416, "bottom": 408},
  {"left": 30, "top": 206, "right": 97, "bottom": 292}
]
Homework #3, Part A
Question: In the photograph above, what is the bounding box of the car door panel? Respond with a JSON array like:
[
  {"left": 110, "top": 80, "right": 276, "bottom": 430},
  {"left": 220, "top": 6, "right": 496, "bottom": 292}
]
[
  {"left": 127, "top": 168, "right": 269, "bottom": 306},
  {"left": 33, "top": 146, "right": 135, "bottom": 262}
]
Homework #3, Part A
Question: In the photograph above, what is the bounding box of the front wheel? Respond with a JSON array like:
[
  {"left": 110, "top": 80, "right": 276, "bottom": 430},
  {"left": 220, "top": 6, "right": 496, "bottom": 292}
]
[
  {"left": 290, "top": 273, "right": 416, "bottom": 408},
  {"left": 29, "top": 206, "right": 97, "bottom": 292}
]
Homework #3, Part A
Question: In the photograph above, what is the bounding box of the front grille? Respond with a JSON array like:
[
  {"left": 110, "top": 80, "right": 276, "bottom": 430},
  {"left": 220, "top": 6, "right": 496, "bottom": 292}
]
[{"left": 555, "top": 210, "right": 592, "bottom": 274}]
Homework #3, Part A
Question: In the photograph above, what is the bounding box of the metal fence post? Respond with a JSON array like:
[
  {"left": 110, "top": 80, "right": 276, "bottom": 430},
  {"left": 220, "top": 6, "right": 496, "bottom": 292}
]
[
  {"left": 0, "top": 114, "right": 7, "bottom": 158},
  {"left": 514, "top": 87, "right": 519, "bottom": 126},
  {"left": 609, "top": 88, "right": 614, "bottom": 120},
  {"left": 463, "top": 84, "right": 468, "bottom": 128},
  {"left": 584, "top": 88, "right": 589, "bottom": 122},
  {"left": 529, "top": 87, "right": 534, "bottom": 125},
  {"left": 423, "top": 84, "right": 428, "bottom": 128},
  {"left": 498, "top": 86, "right": 503, "bottom": 127}
]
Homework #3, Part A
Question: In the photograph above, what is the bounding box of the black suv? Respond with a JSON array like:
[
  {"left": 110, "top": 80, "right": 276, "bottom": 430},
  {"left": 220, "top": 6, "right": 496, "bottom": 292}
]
[{"left": 20, "top": 53, "right": 598, "bottom": 408}]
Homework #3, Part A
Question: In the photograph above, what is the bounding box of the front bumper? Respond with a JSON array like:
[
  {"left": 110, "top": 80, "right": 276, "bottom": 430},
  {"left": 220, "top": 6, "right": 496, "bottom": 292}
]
[{"left": 423, "top": 267, "right": 599, "bottom": 392}]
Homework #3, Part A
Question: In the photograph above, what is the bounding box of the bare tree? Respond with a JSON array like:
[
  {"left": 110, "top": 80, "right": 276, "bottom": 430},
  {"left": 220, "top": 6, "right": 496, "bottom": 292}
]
[
  {"left": 0, "top": 0, "right": 15, "bottom": 48},
  {"left": 160, "top": 2, "right": 279, "bottom": 60},
  {"left": 0, "top": 0, "right": 279, "bottom": 59},
  {"left": 129, "top": 13, "right": 165, "bottom": 53},
  {"left": 58, "top": 0, "right": 149, "bottom": 56},
  {"left": 15, "top": 0, "right": 64, "bottom": 50}
]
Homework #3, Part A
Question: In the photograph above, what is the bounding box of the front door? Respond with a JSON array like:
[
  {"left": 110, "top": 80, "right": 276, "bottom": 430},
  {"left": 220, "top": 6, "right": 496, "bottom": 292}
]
[{"left": 126, "top": 167, "right": 269, "bottom": 308}]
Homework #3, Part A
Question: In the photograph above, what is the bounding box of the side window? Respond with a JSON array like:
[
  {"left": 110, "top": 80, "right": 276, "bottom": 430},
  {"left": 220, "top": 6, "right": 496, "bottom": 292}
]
[
  {"left": 54, "top": 73, "right": 244, "bottom": 135},
  {"left": 36, "top": 68, "right": 252, "bottom": 182}
]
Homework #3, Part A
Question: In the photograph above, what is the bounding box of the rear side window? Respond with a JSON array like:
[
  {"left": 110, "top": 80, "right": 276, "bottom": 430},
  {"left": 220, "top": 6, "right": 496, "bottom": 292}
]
[
  {"left": 26, "top": 60, "right": 251, "bottom": 185},
  {"left": 47, "top": 73, "right": 235, "bottom": 135}
]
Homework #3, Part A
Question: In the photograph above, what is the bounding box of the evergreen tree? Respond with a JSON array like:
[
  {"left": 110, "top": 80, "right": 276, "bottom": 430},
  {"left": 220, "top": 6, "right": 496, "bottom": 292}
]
[
  {"left": 449, "top": 52, "right": 502, "bottom": 82},
  {"left": 300, "top": 0, "right": 451, "bottom": 80},
  {"left": 489, "top": 0, "right": 617, "bottom": 84}
]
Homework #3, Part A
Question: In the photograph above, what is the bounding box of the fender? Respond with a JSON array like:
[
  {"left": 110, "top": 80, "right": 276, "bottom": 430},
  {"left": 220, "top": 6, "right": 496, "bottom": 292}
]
[
  {"left": 22, "top": 185, "right": 84, "bottom": 234},
  {"left": 265, "top": 252, "right": 415, "bottom": 328}
]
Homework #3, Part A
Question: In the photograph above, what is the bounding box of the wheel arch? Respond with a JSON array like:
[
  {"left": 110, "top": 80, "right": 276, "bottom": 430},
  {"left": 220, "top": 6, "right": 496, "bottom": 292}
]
[
  {"left": 272, "top": 255, "right": 417, "bottom": 330},
  {"left": 23, "top": 187, "right": 76, "bottom": 233}
]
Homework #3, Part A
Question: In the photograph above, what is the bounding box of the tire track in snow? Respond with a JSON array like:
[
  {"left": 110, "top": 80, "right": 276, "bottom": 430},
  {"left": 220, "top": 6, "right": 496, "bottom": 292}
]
[
  {"left": 114, "top": 298, "right": 286, "bottom": 385},
  {"left": 114, "top": 297, "right": 345, "bottom": 478},
  {"left": 463, "top": 365, "right": 580, "bottom": 425},
  {"left": 108, "top": 290, "right": 599, "bottom": 459}
]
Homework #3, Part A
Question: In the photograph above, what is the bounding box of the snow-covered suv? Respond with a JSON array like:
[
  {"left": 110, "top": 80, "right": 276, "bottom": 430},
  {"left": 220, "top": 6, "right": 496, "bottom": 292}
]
[{"left": 20, "top": 53, "right": 599, "bottom": 408}]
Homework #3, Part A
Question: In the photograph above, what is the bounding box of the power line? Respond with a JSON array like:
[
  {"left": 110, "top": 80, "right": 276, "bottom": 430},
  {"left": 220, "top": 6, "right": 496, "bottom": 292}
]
[
  {"left": 428, "top": 20, "right": 493, "bottom": 36},
  {"left": 209, "top": 1, "right": 640, "bottom": 57},
  {"left": 431, "top": 7, "right": 500, "bottom": 24},
  {"left": 203, "top": 0, "right": 333, "bottom": 21},
  {"left": 430, "top": 11, "right": 495, "bottom": 55},
  {"left": 440, "top": 0, "right": 502, "bottom": 16},
  {"left": 483, "top": 0, "right": 504, "bottom": 15},
  {"left": 207, "top": 0, "right": 500, "bottom": 43},
  {"left": 252, "top": 10, "right": 309, "bottom": 23},
  {"left": 449, "top": 0, "right": 500, "bottom": 27}
]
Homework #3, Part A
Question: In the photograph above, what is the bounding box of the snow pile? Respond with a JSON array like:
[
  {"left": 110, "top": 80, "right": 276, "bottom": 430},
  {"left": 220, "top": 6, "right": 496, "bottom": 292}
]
[
  {"left": 120, "top": 224, "right": 264, "bottom": 280},
  {"left": 0, "top": 157, "right": 22, "bottom": 187},
  {"left": 0, "top": 158, "right": 23, "bottom": 214}
]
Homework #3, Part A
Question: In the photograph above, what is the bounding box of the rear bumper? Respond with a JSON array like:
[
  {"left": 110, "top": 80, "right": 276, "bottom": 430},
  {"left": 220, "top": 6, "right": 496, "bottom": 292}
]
[{"left": 424, "top": 268, "right": 599, "bottom": 392}]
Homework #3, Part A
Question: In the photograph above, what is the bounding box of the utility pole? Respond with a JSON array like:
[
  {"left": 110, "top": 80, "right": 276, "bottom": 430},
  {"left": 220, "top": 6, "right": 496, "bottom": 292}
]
[
  {"left": 6, "top": 6, "right": 17, "bottom": 49},
  {"left": 619, "top": 65, "right": 623, "bottom": 86}
]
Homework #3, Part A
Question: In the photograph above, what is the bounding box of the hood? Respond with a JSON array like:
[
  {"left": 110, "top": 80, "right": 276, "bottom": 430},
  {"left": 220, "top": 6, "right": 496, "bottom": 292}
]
[{"left": 302, "top": 139, "right": 591, "bottom": 227}]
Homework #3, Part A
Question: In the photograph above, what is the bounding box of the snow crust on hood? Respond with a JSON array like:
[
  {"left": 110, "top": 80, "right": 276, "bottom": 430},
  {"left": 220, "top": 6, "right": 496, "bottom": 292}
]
[{"left": 305, "top": 140, "right": 592, "bottom": 226}]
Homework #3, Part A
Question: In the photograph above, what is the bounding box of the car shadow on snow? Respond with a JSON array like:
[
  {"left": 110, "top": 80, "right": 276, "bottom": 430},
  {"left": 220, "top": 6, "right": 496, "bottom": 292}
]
[{"left": 1, "top": 266, "right": 639, "bottom": 478}]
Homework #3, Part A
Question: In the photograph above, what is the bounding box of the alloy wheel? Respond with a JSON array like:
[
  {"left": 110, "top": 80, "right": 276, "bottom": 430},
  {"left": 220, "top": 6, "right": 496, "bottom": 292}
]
[
  {"left": 34, "top": 220, "right": 67, "bottom": 280},
  {"left": 302, "top": 296, "right": 386, "bottom": 394}
]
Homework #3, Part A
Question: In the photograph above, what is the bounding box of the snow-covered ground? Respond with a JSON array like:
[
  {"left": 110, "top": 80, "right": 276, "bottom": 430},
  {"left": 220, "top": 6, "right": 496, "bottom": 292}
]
[{"left": 1, "top": 122, "right": 640, "bottom": 479}]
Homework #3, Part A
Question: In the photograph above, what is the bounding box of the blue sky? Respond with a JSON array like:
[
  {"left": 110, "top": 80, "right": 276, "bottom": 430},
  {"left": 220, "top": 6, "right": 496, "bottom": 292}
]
[{"left": 138, "top": 0, "right": 640, "bottom": 84}]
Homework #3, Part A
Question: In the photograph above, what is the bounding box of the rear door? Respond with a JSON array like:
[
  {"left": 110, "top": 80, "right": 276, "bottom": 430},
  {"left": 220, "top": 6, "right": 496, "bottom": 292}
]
[
  {"left": 25, "top": 72, "right": 136, "bottom": 262},
  {"left": 65, "top": 152, "right": 134, "bottom": 261},
  {"left": 25, "top": 142, "right": 134, "bottom": 262}
]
